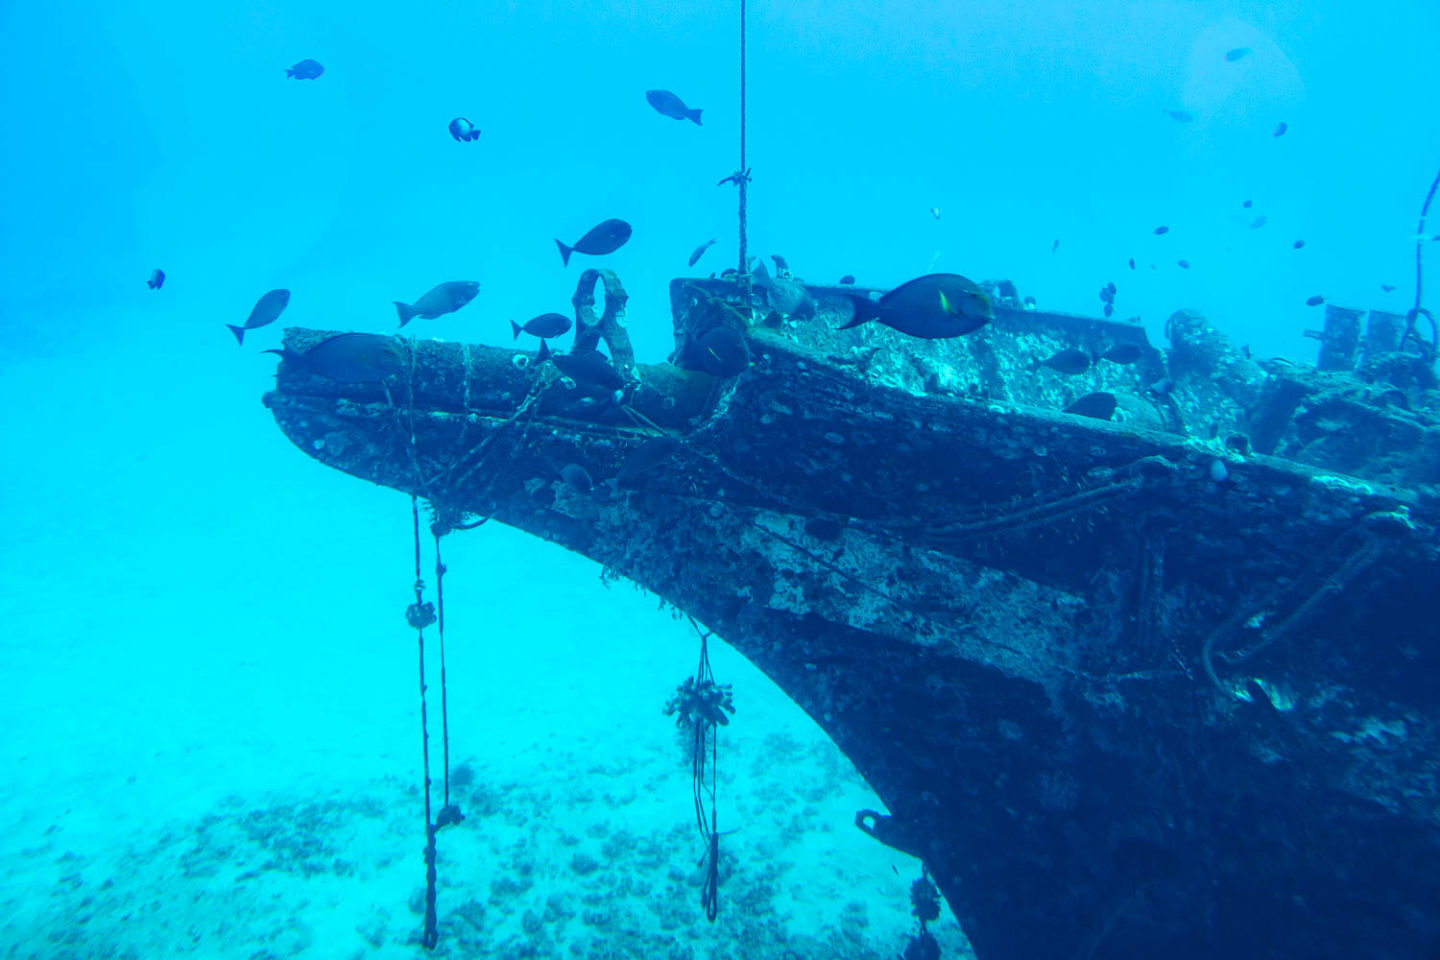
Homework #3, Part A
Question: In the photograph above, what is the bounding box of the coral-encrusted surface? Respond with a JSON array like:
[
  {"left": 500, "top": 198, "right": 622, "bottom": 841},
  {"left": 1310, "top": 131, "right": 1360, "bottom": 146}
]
[{"left": 265, "top": 293, "right": 1440, "bottom": 959}]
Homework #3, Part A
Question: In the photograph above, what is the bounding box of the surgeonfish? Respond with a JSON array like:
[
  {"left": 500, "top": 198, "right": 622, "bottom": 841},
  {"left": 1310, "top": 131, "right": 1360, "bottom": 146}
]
[
  {"left": 228, "top": 288, "right": 290, "bottom": 345},
  {"left": 511, "top": 312, "right": 571, "bottom": 340},
  {"left": 555, "top": 219, "right": 632, "bottom": 266},
  {"left": 265, "top": 333, "right": 404, "bottom": 382},
  {"left": 841, "top": 274, "right": 992, "bottom": 339}
]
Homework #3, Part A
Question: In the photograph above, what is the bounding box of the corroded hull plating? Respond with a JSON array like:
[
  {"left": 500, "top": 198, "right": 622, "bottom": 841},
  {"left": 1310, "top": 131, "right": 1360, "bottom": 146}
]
[{"left": 263, "top": 275, "right": 1440, "bottom": 959}]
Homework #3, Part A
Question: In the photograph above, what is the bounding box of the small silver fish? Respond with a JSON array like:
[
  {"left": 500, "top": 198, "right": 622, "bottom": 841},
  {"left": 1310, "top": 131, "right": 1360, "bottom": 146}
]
[{"left": 689, "top": 239, "right": 716, "bottom": 267}]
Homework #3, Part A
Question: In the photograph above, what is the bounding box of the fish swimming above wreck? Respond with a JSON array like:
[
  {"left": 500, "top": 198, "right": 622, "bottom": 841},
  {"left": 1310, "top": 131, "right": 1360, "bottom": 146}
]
[
  {"left": 555, "top": 219, "right": 632, "bottom": 266},
  {"left": 840, "top": 273, "right": 993, "bottom": 338},
  {"left": 228, "top": 288, "right": 290, "bottom": 345},
  {"left": 394, "top": 280, "right": 480, "bottom": 326},
  {"left": 752, "top": 260, "right": 817, "bottom": 320},
  {"left": 264, "top": 332, "right": 404, "bottom": 382}
]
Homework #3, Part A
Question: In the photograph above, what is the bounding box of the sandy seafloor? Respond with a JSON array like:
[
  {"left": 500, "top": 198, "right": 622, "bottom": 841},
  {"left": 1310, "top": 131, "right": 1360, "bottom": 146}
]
[{"left": 0, "top": 316, "right": 970, "bottom": 959}]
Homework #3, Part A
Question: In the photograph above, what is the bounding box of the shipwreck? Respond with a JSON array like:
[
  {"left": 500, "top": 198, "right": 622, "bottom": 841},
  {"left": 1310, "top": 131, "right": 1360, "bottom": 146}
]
[{"left": 262, "top": 268, "right": 1440, "bottom": 960}]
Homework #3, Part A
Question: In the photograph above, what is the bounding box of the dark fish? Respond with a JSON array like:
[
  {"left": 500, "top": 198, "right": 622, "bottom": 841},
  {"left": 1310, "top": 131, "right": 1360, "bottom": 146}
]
[
  {"left": 1153, "top": 225, "right": 1170, "bottom": 235},
  {"left": 1225, "top": 47, "right": 1251, "bottom": 62},
  {"left": 617, "top": 438, "right": 679, "bottom": 487},
  {"left": 286, "top": 59, "right": 324, "bottom": 80},
  {"left": 689, "top": 239, "right": 716, "bottom": 267},
  {"left": 1177, "top": 260, "right": 1190, "bottom": 269},
  {"left": 511, "top": 312, "right": 571, "bottom": 340},
  {"left": 838, "top": 275, "right": 856, "bottom": 285},
  {"left": 1099, "top": 343, "right": 1143, "bottom": 364},
  {"left": 394, "top": 280, "right": 480, "bottom": 326},
  {"left": 1064, "top": 392, "right": 1117, "bottom": 421},
  {"left": 228, "top": 288, "right": 290, "bottom": 345},
  {"left": 1164, "top": 110, "right": 1194, "bottom": 122},
  {"left": 1249, "top": 215, "right": 1267, "bottom": 229},
  {"left": 1052, "top": 239, "right": 1060, "bottom": 253},
  {"left": 840, "top": 273, "right": 992, "bottom": 340},
  {"left": 1103, "top": 303, "right": 1115, "bottom": 318},
  {"left": 1306, "top": 295, "right": 1325, "bottom": 306},
  {"left": 537, "top": 339, "right": 624, "bottom": 392},
  {"left": 1242, "top": 199, "right": 1253, "bottom": 208},
  {"left": 556, "top": 219, "right": 631, "bottom": 266},
  {"left": 560, "top": 464, "right": 594, "bottom": 493},
  {"left": 1032, "top": 348, "right": 1091, "bottom": 376},
  {"left": 264, "top": 333, "right": 404, "bottom": 382},
  {"left": 448, "top": 118, "right": 480, "bottom": 142},
  {"left": 646, "top": 89, "right": 702, "bottom": 125},
  {"left": 147, "top": 268, "right": 165, "bottom": 290},
  {"left": 1293, "top": 239, "right": 1306, "bottom": 250},
  {"left": 1381, "top": 284, "right": 1396, "bottom": 293},
  {"left": 753, "top": 261, "right": 816, "bottom": 320},
  {"left": 696, "top": 326, "right": 750, "bottom": 377},
  {"left": 1128, "top": 258, "right": 1135, "bottom": 270},
  {"left": 1273, "top": 121, "right": 1288, "bottom": 138}
]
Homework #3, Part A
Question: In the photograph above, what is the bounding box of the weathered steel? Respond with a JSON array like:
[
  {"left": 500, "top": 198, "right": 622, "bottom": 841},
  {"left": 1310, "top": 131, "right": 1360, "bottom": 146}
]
[{"left": 262, "top": 272, "right": 1440, "bottom": 960}]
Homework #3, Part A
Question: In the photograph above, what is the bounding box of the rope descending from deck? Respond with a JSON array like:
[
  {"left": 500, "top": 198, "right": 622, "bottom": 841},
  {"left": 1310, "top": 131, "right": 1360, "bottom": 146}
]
[
  {"left": 664, "top": 616, "right": 736, "bottom": 921},
  {"left": 399, "top": 351, "right": 465, "bottom": 950},
  {"left": 406, "top": 497, "right": 466, "bottom": 949},
  {"left": 1402, "top": 162, "right": 1440, "bottom": 365},
  {"left": 719, "top": 0, "right": 753, "bottom": 302}
]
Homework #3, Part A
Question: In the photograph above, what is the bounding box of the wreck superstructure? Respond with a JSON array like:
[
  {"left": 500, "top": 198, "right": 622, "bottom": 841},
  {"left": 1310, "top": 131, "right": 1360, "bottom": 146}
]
[{"left": 263, "top": 269, "right": 1440, "bottom": 960}]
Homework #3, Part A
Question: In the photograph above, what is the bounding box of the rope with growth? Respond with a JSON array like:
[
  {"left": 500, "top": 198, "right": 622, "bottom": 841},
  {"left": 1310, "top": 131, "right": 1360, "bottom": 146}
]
[
  {"left": 664, "top": 616, "right": 736, "bottom": 921},
  {"left": 399, "top": 347, "right": 464, "bottom": 950},
  {"left": 1402, "top": 162, "right": 1440, "bottom": 364},
  {"left": 719, "top": 0, "right": 752, "bottom": 302},
  {"left": 737, "top": 0, "right": 748, "bottom": 301}
]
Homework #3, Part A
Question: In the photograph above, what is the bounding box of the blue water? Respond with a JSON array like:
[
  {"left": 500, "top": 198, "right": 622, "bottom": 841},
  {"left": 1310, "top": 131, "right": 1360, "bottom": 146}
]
[{"left": 2, "top": 1, "right": 1438, "bottom": 957}]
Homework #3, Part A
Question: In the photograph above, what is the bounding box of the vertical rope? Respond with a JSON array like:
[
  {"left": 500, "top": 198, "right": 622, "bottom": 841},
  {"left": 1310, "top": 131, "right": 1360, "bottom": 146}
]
[
  {"left": 737, "top": 0, "right": 750, "bottom": 302},
  {"left": 1402, "top": 164, "right": 1440, "bottom": 363},
  {"left": 434, "top": 531, "right": 451, "bottom": 809},
  {"left": 1414, "top": 166, "right": 1439, "bottom": 311},
  {"left": 411, "top": 496, "right": 439, "bottom": 949}
]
